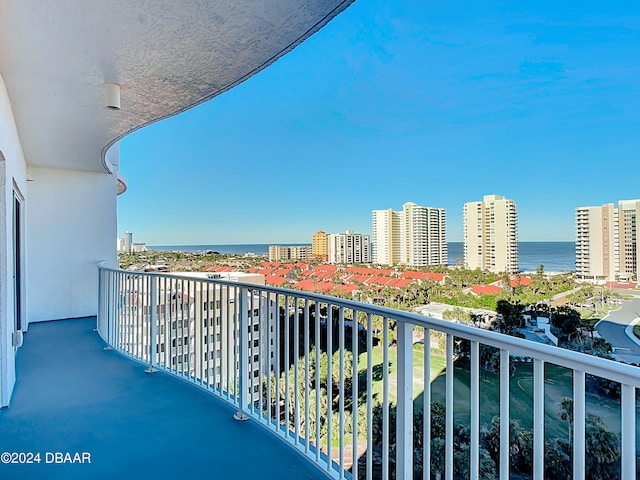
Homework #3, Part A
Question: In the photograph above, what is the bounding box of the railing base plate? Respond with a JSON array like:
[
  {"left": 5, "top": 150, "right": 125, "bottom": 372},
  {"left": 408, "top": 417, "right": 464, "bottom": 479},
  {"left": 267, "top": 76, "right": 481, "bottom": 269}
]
[{"left": 233, "top": 412, "right": 250, "bottom": 422}]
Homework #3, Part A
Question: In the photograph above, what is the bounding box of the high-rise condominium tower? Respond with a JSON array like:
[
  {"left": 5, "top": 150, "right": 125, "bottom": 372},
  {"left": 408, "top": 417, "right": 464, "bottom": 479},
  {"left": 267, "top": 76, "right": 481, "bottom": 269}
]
[
  {"left": 311, "top": 231, "right": 328, "bottom": 261},
  {"left": 576, "top": 199, "right": 640, "bottom": 282},
  {"left": 327, "top": 231, "right": 371, "bottom": 264},
  {"left": 372, "top": 209, "right": 402, "bottom": 265},
  {"left": 371, "top": 202, "right": 447, "bottom": 267},
  {"left": 464, "top": 194, "right": 518, "bottom": 273},
  {"left": 402, "top": 202, "right": 447, "bottom": 267}
]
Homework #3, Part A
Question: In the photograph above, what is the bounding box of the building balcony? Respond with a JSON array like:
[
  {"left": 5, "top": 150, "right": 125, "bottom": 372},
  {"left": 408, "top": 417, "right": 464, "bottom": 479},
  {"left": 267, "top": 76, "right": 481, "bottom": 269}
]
[
  {"left": 0, "top": 316, "right": 324, "bottom": 480},
  {"left": 29, "top": 267, "right": 631, "bottom": 480}
]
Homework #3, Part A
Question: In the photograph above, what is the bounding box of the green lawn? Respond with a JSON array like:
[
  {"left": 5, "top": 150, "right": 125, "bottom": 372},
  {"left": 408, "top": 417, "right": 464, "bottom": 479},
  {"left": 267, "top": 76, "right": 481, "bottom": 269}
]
[
  {"left": 357, "top": 344, "right": 446, "bottom": 406},
  {"left": 354, "top": 344, "right": 627, "bottom": 444}
]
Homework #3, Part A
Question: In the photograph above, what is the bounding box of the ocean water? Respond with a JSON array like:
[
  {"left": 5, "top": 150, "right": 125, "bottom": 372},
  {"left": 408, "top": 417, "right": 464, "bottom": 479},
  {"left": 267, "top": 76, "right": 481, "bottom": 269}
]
[
  {"left": 149, "top": 242, "right": 575, "bottom": 273},
  {"left": 447, "top": 242, "right": 575, "bottom": 273}
]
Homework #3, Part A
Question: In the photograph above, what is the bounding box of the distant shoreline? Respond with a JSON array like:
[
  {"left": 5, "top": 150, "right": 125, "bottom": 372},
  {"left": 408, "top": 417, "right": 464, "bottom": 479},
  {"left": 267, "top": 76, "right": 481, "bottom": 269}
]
[{"left": 146, "top": 241, "right": 576, "bottom": 273}]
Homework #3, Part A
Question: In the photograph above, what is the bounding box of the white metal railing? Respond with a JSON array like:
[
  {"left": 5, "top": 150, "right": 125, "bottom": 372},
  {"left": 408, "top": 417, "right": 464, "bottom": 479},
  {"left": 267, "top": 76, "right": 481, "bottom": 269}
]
[{"left": 97, "top": 266, "right": 640, "bottom": 480}]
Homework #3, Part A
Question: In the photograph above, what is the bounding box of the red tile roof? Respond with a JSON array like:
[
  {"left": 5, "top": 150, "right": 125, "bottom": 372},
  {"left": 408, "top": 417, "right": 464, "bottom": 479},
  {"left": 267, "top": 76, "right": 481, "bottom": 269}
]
[
  {"left": 266, "top": 276, "right": 290, "bottom": 287},
  {"left": 335, "top": 284, "right": 359, "bottom": 294},
  {"left": 400, "top": 271, "right": 446, "bottom": 282},
  {"left": 388, "top": 278, "right": 412, "bottom": 288},
  {"left": 470, "top": 284, "right": 502, "bottom": 295},
  {"left": 272, "top": 268, "right": 292, "bottom": 277},
  {"left": 510, "top": 275, "right": 532, "bottom": 287},
  {"left": 294, "top": 279, "right": 316, "bottom": 291},
  {"left": 606, "top": 281, "right": 637, "bottom": 289}
]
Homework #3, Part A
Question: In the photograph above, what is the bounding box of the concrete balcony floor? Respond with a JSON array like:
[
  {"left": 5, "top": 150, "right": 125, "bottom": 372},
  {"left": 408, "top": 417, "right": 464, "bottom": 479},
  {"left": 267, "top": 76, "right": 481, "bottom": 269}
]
[{"left": 0, "top": 318, "right": 324, "bottom": 480}]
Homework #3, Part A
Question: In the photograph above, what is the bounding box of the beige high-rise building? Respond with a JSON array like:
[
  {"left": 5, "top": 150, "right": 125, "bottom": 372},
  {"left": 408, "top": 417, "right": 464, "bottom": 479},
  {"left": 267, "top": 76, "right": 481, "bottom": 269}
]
[
  {"left": 576, "top": 199, "right": 640, "bottom": 282},
  {"left": 372, "top": 203, "right": 447, "bottom": 267},
  {"left": 311, "top": 231, "right": 328, "bottom": 261},
  {"left": 268, "top": 245, "right": 312, "bottom": 262},
  {"left": 464, "top": 194, "right": 518, "bottom": 273}
]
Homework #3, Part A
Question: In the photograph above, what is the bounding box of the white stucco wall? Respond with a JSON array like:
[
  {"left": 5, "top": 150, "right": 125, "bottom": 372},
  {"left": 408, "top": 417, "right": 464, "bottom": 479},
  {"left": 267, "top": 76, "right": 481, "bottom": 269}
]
[
  {"left": 26, "top": 167, "right": 118, "bottom": 322},
  {"left": 0, "top": 73, "right": 28, "bottom": 407}
]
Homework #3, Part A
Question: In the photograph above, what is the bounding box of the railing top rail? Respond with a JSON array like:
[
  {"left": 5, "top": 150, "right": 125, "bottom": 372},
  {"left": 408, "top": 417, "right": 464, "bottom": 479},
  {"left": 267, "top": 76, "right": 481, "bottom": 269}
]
[{"left": 98, "top": 265, "right": 640, "bottom": 387}]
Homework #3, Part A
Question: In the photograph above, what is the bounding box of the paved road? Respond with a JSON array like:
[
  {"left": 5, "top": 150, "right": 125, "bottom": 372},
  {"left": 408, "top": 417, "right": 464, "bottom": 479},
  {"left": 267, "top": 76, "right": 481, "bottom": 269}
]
[{"left": 595, "top": 291, "right": 640, "bottom": 364}]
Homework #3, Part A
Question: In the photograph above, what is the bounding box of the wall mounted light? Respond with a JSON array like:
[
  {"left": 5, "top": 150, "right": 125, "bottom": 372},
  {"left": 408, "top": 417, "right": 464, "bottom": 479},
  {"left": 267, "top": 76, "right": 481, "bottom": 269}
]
[{"left": 104, "top": 83, "right": 121, "bottom": 109}]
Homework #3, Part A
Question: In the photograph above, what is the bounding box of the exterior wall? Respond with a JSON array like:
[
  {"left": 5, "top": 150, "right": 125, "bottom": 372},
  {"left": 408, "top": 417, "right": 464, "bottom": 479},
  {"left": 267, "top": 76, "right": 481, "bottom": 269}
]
[
  {"left": 268, "top": 245, "right": 312, "bottom": 262},
  {"left": 464, "top": 195, "right": 518, "bottom": 273},
  {"left": 463, "top": 201, "right": 483, "bottom": 270},
  {"left": 0, "top": 73, "right": 28, "bottom": 406},
  {"left": 311, "top": 231, "right": 328, "bottom": 261},
  {"left": 575, "top": 201, "right": 637, "bottom": 282},
  {"left": 26, "top": 166, "right": 118, "bottom": 322},
  {"left": 117, "top": 273, "right": 273, "bottom": 393},
  {"left": 401, "top": 202, "right": 447, "bottom": 267},
  {"left": 618, "top": 200, "right": 640, "bottom": 281},
  {"left": 371, "top": 209, "right": 400, "bottom": 265},
  {"left": 327, "top": 231, "right": 371, "bottom": 264}
]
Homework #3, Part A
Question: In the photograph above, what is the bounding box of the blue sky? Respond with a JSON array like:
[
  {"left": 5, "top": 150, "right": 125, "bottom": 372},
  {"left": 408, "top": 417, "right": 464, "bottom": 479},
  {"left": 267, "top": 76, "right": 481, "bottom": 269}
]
[{"left": 118, "top": 0, "right": 640, "bottom": 245}]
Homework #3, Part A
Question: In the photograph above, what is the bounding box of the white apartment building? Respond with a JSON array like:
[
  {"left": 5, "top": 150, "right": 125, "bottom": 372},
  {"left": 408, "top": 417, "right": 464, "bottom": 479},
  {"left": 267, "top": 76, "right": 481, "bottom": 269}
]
[
  {"left": 122, "top": 232, "right": 133, "bottom": 253},
  {"left": 268, "top": 245, "right": 312, "bottom": 262},
  {"left": 401, "top": 202, "right": 447, "bottom": 267},
  {"left": 327, "top": 231, "right": 371, "bottom": 264},
  {"left": 118, "top": 272, "right": 275, "bottom": 394},
  {"left": 464, "top": 194, "right": 518, "bottom": 273},
  {"left": 372, "top": 202, "right": 447, "bottom": 267},
  {"left": 576, "top": 199, "right": 640, "bottom": 282},
  {"left": 372, "top": 209, "right": 402, "bottom": 265}
]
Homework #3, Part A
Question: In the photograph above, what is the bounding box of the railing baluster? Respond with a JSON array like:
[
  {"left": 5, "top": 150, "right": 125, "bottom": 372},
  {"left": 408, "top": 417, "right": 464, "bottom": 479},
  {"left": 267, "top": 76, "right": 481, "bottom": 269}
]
[
  {"left": 146, "top": 276, "right": 157, "bottom": 373},
  {"left": 274, "top": 292, "right": 280, "bottom": 435},
  {"left": 423, "top": 328, "right": 430, "bottom": 480},
  {"left": 339, "top": 306, "right": 345, "bottom": 479},
  {"left": 284, "top": 294, "right": 290, "bottom": 441},
  {"left": 573, "top": 369, "right": 585, "bottom": 480},
  {"left": 352, "top": 307, "right": 359, "bottom": 480},
  {"left": 315, "top": 300, "right": 321, "bottom": 464},
  {"left": 367, "top": 313, "right": 373, "bottom": 480},
  {"left": 533, "top": 358, "right": 545, "bottom": 480},
  {"left": 397, "top": 319, "right": 413, "bottom": 480},
  {"left": 499, "top": 349, "right": 510, "bottom": 480},
  {"left": 621, "top": 383, "right": 636, "bottom": 480},
  {"left": 234, "top": 286, "right": 249, "bottom": 421},
  {"left": 382, "top": 316, "right": 389, "bottom": 480},
  {"left": 226, "top": 284, "right": 231, "bottom": 401},
  {"left": 294, "top": 296, "right": 300, "bottom": 446},
  {"left": 304, "top": 298, "right": 310, "bottom": 453},
  {"left": 445, "top": 333, "right": 454, "bottom": 480},
  {"left": 327, "top": 303, "right": 333, "bottom": 473},
  {"left": 470, "top": 340, "right": 479, "bottom": 480}
]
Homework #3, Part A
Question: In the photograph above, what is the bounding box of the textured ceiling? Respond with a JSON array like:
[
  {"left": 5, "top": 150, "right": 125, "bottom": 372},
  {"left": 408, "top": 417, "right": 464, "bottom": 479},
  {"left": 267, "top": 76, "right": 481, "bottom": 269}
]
[{"left": 0, "top": 0, "right": 353, "bottom": 172}]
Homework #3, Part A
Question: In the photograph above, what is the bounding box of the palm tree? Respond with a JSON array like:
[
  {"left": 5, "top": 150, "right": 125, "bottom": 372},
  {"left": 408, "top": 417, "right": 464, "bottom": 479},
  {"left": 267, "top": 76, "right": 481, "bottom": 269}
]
[{"left": 558, "top": 397, "right": 573, "bottom": 440}]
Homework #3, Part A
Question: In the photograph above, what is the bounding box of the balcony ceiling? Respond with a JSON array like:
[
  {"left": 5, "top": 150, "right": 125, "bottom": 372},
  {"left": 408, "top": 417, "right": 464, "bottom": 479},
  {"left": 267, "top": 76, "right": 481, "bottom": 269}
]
[{"left": 0, "top": 0, "right": 353, "bottom": 172}]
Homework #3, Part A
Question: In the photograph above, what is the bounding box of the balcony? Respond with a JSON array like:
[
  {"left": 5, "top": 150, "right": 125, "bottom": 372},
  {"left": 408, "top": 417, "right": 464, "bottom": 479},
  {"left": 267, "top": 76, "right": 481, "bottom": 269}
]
[
  {"left": 0, "top": 316, "right": 324, "bottom": 480},
  {"left": 87, "top": 267, "right": 640, "bottom": 479}
]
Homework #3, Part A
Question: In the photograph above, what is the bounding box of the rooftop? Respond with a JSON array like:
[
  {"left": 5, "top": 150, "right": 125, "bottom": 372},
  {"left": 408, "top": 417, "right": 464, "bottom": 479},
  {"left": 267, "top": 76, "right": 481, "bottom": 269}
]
[{"left": 0, "top": 318, "right": 323, "bottom": 480}]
